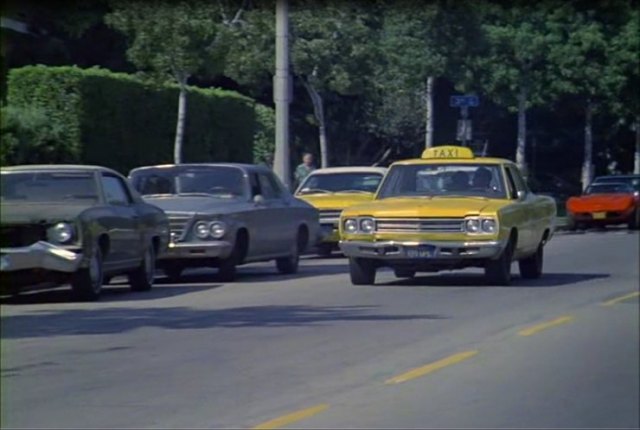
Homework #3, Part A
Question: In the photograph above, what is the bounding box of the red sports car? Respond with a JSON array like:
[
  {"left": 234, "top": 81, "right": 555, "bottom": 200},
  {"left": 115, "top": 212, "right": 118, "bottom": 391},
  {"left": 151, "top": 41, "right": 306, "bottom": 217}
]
[{"left": 566, "top": 181, "right": 640, "bottom": 230}]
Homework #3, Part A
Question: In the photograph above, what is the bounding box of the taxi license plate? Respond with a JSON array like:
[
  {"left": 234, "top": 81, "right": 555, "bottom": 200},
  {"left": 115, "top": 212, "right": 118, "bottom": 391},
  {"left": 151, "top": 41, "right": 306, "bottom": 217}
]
[
  {"left": 406, "top": 245, "right": 435, "bottom": 258},
  {"left": 593, "top": 212, "right": 606, "bottom": 220}
]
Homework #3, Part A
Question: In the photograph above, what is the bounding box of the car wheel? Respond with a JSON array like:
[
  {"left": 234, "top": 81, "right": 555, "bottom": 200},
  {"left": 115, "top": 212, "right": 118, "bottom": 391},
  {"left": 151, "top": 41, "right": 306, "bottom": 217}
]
[
  {"left": 317, "top": 243, "right": 333, "bottom": 258},
  {"left": 129, "top": 243, "right": 156, "bottom": 291},
  {"left": 72, "top": 245, "right": 104, "bottom": 301},
  {"left": 349, "top": 257, "right": 376, "bottom": 285},
  {"left": 393, "top": 268, "right": 416, "bottom": 279},
  {"left": 163, "top": 264, "right": 184, "bottom": 282},
  {"left": 276, "top": 233, "right": 301, "bottom": 274},
  {"left": 519, "top": 242, "right": 543, "bottom": 279},
  {"left": 485, "top": 236, "right": 514, "bottom": 286}
]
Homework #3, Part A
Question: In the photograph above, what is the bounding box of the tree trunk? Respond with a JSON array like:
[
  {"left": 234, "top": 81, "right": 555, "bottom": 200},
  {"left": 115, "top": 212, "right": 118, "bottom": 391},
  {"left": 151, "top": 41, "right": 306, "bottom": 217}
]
[
  {"left": 634, "top": 115, "right": 640, "bottom": 175},
  {"left": 174, "top": 80, "right": 188, "bottom": 165},
  {"left": 516, "top": 86, "right": 527, "bottom": 172},
  {"left": 581, "top": 101, "right": 594, "bottom": 191},
  {"left": 301, "top": 77, "right": 328, "bottom": 168},
  {"left": 424, "top": 76, "right": 434, "bottom": 149}
]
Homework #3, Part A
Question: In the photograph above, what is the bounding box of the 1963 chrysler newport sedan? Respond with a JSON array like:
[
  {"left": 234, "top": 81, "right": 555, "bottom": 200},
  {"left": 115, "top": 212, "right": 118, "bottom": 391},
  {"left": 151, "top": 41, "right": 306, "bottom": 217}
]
[
  {"left": 1, "top": 165, "right": 169, "bottom": 300},
  {"left": 128, "top": 163, "right": 320, "bottom": 281}
]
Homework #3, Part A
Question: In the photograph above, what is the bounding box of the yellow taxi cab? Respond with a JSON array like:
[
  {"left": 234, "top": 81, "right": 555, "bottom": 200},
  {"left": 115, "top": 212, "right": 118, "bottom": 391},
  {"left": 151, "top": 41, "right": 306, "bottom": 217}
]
[
  {"left": 295, "top": 166, "right": 387, "bottom": 256},
  {"left": 339, "top": 145, "right": 557, "bottom": 285}
]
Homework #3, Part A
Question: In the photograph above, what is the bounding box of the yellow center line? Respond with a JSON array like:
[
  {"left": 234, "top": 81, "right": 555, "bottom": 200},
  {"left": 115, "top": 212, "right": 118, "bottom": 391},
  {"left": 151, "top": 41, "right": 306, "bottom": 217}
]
[
  {"left": 518, "top": 315, "right": 574, "bottom": 337},
  {"left": 601, "top": 291, "right": 640, "bottom": 307},
  {"left": 384, "top": 350, "right": 479, "bottom": 385},
  {"left": 251, "top": 404, "right": 329, "bottom": 430}
]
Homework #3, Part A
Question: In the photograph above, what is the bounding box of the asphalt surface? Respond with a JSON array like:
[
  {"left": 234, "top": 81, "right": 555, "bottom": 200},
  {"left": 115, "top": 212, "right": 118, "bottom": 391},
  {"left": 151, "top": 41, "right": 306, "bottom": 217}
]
[{"left": 1, "top": 228, "right": 639, "bottom": 429}]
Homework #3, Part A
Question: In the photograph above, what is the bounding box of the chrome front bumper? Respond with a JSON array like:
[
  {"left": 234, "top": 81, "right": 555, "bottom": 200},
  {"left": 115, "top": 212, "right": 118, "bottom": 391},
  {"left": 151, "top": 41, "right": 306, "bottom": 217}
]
[
  {"left": 339, "top": 239, "right": 506, "bottom": 260},
  {"left": 0, "top": 241, "right": 83, "bottom": 273},
  {"left": 161, "top": 240, "right": 233, "bottom": 259}
]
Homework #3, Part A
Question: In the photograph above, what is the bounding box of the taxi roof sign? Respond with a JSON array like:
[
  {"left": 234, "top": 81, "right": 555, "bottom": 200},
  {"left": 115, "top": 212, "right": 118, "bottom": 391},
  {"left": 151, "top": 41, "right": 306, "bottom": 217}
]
[{"left": 422, "top": 145, "right": 475, "bottom": 160}]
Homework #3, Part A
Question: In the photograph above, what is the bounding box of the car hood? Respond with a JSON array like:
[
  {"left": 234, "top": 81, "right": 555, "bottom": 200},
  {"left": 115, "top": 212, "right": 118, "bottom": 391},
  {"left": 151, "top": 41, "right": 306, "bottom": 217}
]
[
  {"left": 1, "top": 202, "right": 92, "bottom": 224},
  {"left": 142, "top": 195, "right": 249, "bottom": 215},
  {"left": 342, "top": 197, "right": 505, "bottom": 218},
  {"left": 297, "top": 192, "right": 375, "bottom": 209},
  {"left": 567, "top": 194, "right": 635, "bottom": 212}
]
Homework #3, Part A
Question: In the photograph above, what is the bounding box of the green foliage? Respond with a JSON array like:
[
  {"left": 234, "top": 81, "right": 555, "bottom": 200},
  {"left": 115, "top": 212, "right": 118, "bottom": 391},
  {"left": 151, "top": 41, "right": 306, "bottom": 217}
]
[
  {"left": 5, "top": 65, "right": 272, "bottom": 173},
  {"left": 0, "top": 105, "right": 71, "bottom": 165},
  {"left": 105, "top": 0, "right": 222, "bottom": 84},
  {"left": 253, "top": 103, "right": 276, "bottom": 164}
]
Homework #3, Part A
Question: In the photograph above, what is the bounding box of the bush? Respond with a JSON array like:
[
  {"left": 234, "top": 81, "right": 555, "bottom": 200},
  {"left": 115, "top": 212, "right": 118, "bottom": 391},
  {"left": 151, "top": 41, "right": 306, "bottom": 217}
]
[{"left": 5, "top": 65, "right": 274, "bottom": 173}]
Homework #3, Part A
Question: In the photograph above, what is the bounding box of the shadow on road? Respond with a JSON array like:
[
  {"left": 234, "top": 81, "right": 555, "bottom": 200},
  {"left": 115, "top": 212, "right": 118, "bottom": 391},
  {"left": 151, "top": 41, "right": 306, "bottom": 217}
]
[
  {"left": 380, "top": 272, "right": 610, "bottom": 288},
  {"left": 0, "top": 305, "right": 447, "bottom": 339},
  {"left": 154, "top": 263, "right": 349, "bottom": 285},
  {"left": 0, "top": 283, "right": 223, "bottom": 305}
]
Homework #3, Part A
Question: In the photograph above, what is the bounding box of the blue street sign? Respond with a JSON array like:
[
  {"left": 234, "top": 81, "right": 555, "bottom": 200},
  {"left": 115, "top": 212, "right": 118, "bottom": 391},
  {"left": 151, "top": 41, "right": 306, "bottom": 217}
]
[{"left": 449, "top": 95, "right": 479, "bottom": 108}]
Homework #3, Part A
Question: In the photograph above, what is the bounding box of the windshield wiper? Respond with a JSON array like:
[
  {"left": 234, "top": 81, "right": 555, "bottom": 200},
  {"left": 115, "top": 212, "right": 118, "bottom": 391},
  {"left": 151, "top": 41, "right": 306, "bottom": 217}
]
[
  {"left": 339, "top": 190, "right": 371, "bottom": 194},
  {"left": 176, "top": 192, "right": 217, "bottom": 197}
]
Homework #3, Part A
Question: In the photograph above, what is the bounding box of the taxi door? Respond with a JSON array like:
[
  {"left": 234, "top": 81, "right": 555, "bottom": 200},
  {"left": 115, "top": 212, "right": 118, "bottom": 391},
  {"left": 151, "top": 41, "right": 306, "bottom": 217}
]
[{"left": 504, "top": 165, "right": 536, "bottom": 253}]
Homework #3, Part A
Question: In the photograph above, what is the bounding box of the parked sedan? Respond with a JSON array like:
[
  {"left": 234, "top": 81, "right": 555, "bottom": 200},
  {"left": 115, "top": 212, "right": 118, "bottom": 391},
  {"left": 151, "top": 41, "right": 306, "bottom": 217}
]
[
  {"left": 0, "top": 165, "right": 169, "bottom": 300},
  {"left": 128, "top": 163, "right": 319, "bottom": 281},
  {"left": 295, "top": 166, "right": 387, "bottom": 256}
]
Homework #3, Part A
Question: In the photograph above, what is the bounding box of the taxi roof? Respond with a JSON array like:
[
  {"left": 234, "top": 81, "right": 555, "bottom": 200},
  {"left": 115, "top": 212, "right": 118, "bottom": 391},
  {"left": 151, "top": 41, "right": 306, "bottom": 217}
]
[{"left": 391, "top": 145, "right": 513, "bottom": 166}]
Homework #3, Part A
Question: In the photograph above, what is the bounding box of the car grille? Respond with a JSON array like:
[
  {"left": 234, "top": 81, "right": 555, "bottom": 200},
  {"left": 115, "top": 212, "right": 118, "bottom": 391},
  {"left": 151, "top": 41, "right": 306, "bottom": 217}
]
[
  {"left": 1, "top": 225, "right": 48, "bottom": 248},
  {"left": 167, "top": 214, "right": 192, "bottom": 242},
  {"left": 375, "top": 218, "right": 464, "bottom": 233},
  {"left": 319, "top": 209, "right": 342, "bottom": 225}
]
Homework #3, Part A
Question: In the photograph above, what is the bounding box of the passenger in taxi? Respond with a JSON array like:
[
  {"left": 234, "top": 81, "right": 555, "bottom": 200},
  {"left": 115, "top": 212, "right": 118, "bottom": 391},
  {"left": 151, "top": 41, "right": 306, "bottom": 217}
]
[{"left": 472, "top": 167, "right": 493, "bottom": 190}]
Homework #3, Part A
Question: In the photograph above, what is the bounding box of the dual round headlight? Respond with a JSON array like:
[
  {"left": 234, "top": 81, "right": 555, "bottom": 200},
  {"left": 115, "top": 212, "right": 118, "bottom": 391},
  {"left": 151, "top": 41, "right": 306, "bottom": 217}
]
[
  {"left": 48, "top": 222, "right": 74, "bottom": 244},
  {"left": 343, "top": 217, "right": 375, "bottom": 234},
  {"left": 465, "top": 217, "right": 497, "bottom": 234},
  {"left": 194, "top": 221, "right": 227, "bottom": 239}
]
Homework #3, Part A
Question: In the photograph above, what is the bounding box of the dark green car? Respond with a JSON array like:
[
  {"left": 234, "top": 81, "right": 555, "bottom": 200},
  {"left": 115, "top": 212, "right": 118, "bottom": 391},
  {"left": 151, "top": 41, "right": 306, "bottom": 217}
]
[{"left": 0, "top": 165, "right": 169, "bottom": 300}]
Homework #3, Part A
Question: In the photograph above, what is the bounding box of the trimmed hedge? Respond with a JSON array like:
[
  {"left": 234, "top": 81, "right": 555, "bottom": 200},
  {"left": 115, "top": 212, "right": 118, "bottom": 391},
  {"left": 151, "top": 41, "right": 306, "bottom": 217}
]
[{"left": 5, "top": 65, "right": 274, "bottom": 173}]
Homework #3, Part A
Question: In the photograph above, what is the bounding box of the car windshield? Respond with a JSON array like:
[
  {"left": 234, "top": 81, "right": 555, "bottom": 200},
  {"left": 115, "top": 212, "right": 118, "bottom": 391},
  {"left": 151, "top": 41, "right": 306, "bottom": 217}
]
[
  {"left": 0, "top": 171, "right": 98, "bottom": 203},
  {"left": 377, "top": 163, "right": 507, "bottom": 199},
  {"left": 297, "top": 172, "right": 384, "bottom": 194},
  {"left": 585, "top": 183, "right": 633, "bottom": 195},
  {"left": 593, "top": 176, "right": 640, "bottom": 191},
  {"left": 130, "top": 166, "right": 247, "bottom": 199}
]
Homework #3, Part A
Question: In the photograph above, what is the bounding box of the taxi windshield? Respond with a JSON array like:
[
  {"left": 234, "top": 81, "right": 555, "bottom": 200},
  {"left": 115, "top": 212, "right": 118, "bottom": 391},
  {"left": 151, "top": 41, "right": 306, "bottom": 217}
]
[
  {"left": 297, "top": 172, "right": 384, "bottom": 195},
  {"left": 130, "top": 166, "right": 247, "bottom": 199},
  {"left": 377, "top": 164, "right": 507, "bottom": 199},
  {"left": 0, "top": 171, "right": 98, "bottom": 203}
]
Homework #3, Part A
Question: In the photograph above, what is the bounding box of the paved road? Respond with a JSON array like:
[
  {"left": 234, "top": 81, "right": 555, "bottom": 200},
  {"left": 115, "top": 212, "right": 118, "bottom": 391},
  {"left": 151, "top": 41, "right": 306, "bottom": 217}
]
[{"left": 1, "top": 229, "right": 638, "bottom": 429}]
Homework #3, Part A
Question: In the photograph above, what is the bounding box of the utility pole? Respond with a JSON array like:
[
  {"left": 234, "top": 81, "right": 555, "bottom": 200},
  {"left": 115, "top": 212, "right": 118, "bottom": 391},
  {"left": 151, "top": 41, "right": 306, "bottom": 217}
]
[{"left": 273, "top": 0, "right": 292, "bottom": 190}]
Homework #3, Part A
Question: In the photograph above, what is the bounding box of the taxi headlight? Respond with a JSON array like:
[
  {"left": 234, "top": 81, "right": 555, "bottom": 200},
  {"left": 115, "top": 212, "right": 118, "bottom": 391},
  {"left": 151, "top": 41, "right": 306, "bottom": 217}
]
[
  {"left": 209, "top": 221, "right": 226, "bottom": 239},
  {"left": 360, "top": 218, "right": 375, "bottom": 233},
  {"left": 481, "top": 218, "right": 497, "bottom": 233},
  {"left": 194, "top": 221, "right": 210, "bottom": 239},
  {"left": 344, "top": 219, "right": 358, "bottom": 233},
  {"left": 464, "top": 218, "right": 480, "bottom": 233},
  {"left": 49, "top": 222, "right": 74, "bottom": 244}
]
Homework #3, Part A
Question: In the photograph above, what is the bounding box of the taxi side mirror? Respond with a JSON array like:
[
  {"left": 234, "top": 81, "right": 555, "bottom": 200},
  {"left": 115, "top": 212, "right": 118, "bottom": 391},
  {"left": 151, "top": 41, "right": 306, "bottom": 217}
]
[{"left": 516, "top": 190, "right": 527, "bottom": 200}]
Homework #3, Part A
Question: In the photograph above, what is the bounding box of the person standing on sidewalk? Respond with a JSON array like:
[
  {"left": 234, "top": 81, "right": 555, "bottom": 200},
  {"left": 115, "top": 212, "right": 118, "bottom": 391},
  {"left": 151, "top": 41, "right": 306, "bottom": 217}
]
[{"left": 294, "top": 152, "right": 316, "bottom": 189}]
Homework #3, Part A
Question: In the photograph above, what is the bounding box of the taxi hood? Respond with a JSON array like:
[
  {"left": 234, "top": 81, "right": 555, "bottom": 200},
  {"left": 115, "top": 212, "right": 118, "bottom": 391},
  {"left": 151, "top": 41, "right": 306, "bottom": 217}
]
[
  {"left": 343, "top": 196, "right": 504, "bottom": 218},
  {"left": 297, "top": 192, "right": 375, "bottom": 209}
]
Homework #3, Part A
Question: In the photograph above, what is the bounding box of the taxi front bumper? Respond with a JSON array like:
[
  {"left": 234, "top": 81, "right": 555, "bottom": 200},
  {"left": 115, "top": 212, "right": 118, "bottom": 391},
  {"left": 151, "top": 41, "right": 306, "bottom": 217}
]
[
  {"left": 160, "top": 241, "right": 233, "bottom": 260},
  {"left": 339, "top": 239, "right": 506, "bottom": 260},
  {"left": 0, "top": 241, "right": 83, "bottom": 273}
]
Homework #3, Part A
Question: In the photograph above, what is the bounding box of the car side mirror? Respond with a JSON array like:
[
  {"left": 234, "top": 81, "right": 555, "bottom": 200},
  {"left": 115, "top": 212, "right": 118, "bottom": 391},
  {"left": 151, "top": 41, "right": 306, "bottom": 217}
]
[
  {"left": 516, "top": 190, "right": 527, "bottom": 200},
  {"left": 253, "top": 194, "right": 265, "bottom": 205}
]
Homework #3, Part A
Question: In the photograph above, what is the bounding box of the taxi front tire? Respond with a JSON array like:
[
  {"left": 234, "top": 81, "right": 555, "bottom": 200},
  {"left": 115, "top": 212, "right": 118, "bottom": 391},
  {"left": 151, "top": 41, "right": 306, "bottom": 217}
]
[
  {"left": 349, "top": 257, "right": 376, "bottom": 285},
  {"left": 485, "top": 237, "right": 514, "bottom": 286}
]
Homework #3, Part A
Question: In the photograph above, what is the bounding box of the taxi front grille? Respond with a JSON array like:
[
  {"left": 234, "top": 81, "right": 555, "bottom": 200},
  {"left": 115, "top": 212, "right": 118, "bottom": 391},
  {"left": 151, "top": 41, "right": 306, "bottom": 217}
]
[
  {"left": 375, "top": 218, "right": 464, "bottom": 233},
  {"left": 167, "top": 214, "right": 192, "bottom": 241}
]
